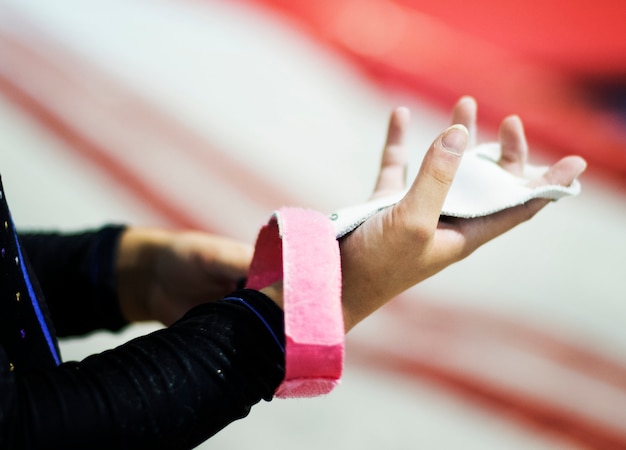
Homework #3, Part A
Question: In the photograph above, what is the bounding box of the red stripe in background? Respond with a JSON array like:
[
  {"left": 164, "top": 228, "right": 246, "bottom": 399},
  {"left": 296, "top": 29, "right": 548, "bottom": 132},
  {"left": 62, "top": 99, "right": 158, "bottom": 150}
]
[
  {"left": 350, "top": 344, "right": 626, "bottom": 450},
  {"left": 2, "top": 4, "right": 626, "bottom": 449},
  {"left": 386, "top": 299, "right": 626, "bottom": 393},
  {"left": 242, "top": 0, "right": 626, "bottom": 191},
  {"left": 0, "top": 17, "right": 300, "bottom": 234},
  {"left": 0, "top": 72, "right": 194, "bottom": 229},
  {"left": 390, "top": 0, "right": 626, "bottom": 76},
  {"left": 351, "top": 297, "right": 626, "bottom": 449}
]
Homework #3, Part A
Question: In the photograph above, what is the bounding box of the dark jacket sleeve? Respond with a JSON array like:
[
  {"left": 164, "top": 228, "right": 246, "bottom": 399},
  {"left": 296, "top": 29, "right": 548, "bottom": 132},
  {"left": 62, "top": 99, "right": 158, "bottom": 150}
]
[
  {"left": 0, "top": 289, "right": 285, "bottom": 450},
  {"left": 18, "top": 226, "right": 128, "bottom": 336}
]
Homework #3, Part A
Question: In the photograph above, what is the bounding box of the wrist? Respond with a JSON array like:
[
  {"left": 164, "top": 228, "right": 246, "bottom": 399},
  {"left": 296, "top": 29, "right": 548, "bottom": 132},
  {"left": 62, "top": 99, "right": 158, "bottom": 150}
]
[{"left": 260, "top": 280, "right": 284, "bottom": 310}]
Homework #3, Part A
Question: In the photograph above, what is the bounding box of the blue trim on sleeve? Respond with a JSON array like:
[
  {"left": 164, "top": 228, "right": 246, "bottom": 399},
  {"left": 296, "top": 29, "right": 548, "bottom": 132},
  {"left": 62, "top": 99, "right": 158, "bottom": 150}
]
[
  {"left": 223, "top": 296, "right": 285, "bottom": 354},
  {"left": 13, "top": 219, "right": 61, "bottom": 366}
]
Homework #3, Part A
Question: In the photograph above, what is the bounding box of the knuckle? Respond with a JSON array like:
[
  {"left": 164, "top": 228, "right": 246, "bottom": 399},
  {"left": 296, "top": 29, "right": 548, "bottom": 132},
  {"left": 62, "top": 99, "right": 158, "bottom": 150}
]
[
  {"left": 429, "top": 166, "right": 455, "bottom": 187},
  {"left": 392, "top": 208, "right": 433, "bottom": 243}
]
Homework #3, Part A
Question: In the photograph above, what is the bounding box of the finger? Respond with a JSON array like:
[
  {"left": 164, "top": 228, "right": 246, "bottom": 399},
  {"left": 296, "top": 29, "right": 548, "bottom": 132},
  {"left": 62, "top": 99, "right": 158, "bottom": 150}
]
[
  {"left": 372, "top": 107, "right": 411, "bottom": 198},
  {"left": 450, "top": 96, "right": 477, "bottom": 148},
  {"left": 498, "top": 115, "right": 528, "bottom": 176},
  {"left": 400, "top": 124, "right": 469, "bottom": 230},
  {"left": 527, "top": 155, "right": 587, "bottom": 189},
  {"left": 461, "top": 155, "right": 587, "bottom": 246}
]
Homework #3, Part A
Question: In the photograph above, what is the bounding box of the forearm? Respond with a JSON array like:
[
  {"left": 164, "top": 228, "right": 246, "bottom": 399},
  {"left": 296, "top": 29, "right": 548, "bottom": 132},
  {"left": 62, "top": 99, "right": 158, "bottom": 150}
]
[
  {"left": 115, "top": 227, "right": 172, "bottom": 323},
  {"left": 114, "top": 227, "right": 255, "bottom": 326}
]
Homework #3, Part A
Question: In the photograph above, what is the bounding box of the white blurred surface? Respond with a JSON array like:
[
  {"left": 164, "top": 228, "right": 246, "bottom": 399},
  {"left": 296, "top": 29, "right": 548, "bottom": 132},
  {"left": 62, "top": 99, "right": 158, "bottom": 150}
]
[{"left": 1, "top": 0, "right": 625, "bottom": 448}]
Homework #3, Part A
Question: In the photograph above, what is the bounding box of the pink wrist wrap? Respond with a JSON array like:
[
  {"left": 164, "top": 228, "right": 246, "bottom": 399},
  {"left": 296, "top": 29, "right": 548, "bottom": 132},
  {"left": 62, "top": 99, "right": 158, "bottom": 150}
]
[{"left": 246, "top": 207, "right": 344, "bottom": 398}]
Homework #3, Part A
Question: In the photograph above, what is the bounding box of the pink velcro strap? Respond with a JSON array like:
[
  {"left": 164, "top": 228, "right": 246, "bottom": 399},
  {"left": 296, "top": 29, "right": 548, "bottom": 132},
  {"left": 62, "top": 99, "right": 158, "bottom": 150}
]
[{"left": 246, "top": 207, "right": 344, "bottom": 398}]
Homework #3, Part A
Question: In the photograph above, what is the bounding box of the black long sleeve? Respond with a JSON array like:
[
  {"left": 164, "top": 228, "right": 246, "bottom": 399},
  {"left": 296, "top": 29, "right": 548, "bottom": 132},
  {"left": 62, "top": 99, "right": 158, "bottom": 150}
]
[
  {"left": 18, "top": 226, "right": 128, "bottom": 337},
  {"left": 0, "top": 289, "right": 286, "bottom": 449}
]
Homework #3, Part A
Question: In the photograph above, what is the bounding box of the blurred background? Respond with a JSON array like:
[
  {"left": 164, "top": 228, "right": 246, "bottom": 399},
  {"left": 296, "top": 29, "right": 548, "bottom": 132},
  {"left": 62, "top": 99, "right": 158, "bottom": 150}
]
[{"left": 1, "top": 0, "right": 625, "bottom": 448}]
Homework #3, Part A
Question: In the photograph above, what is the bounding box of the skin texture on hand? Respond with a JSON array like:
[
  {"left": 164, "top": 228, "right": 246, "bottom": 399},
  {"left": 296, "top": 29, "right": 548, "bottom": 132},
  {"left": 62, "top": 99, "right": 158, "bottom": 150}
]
[
  {"left": 114, "top": 97, "right": 586, "bottom": 333},
  {"left": 339, "top": 96, "right": 587, "bottom": 331},
  {"left": 116, "top": 228, "right": 253, "bottom": 325}
]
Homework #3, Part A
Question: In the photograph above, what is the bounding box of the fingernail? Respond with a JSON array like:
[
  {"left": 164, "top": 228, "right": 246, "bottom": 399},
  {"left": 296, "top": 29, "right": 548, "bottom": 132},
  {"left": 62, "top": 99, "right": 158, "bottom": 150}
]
[{"left": 441, "top": 125, "right": 468, "bottom": 156}]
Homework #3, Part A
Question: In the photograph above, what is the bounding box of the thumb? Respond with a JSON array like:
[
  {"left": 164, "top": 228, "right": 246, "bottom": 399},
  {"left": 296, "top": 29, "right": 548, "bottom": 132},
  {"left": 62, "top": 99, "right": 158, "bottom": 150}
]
[{"left": 400, "top": 125, "right": 468, "bottom": 229}]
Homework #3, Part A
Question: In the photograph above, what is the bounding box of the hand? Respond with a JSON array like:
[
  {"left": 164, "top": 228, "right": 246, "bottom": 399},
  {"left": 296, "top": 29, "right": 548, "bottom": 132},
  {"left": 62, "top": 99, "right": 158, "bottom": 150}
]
[
  {"left": 339, "top": 96, "right": 587, "bottom": 331},
  {"left": 116, "top": 228, "right": 253, "bottom": 325}
]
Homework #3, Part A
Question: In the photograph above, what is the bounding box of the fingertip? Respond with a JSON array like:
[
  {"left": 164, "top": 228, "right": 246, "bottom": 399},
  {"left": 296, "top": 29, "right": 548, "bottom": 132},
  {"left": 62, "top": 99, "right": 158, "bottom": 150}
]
[
  {"left": 393, "top": 106, "right": 411, "bottom": 127},
  {"left": 396, "top": 106, "right": 410, "bottom": 115},
  {"left": 499, "top": 115, "right": 523, "bottom": 136},
  {"left": 563, "top": 156, "right": 588, "bottom": 180},
  {"left": 454, "top": 95, "right": 478, "bottom": 120},
  {"left": 459, "top": 95, "right": 476, "bottom": 104},
  {"left": 441, "top": 124, "right": 469, "bottom": 157},
  {"left": 537, "top": 155, "right": 588, "bottom": 188},
  {"left": 385, "top": 107, "right": 411, "bottom": 147},
  {"left": 451, "top": 97, "right": 477, "bottom": 147},
  {"left": 502, "top": 114, "right": 522, "bottom": 126}
]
